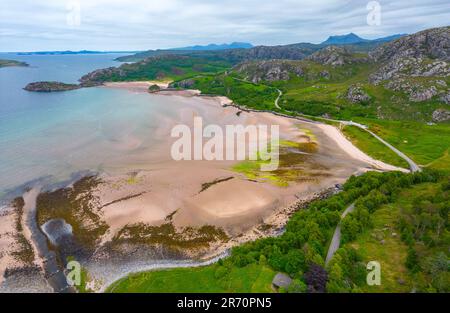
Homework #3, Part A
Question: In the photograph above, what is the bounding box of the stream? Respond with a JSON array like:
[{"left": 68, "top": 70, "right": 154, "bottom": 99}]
[{"left": 23, "top": 188, "right": 75, "bottom": 293}]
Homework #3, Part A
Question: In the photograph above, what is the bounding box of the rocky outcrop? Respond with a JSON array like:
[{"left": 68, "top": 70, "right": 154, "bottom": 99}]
[
  {"left": 169, "top": 78, "right": 195, "bottom": 89},
  {"left": 79, "top": 67, "right": 121, "bottom": 86},
  {"left": 385, "top": 79, "right": 445, "bottom": 102},
  {"left": 307, "top": 46, "right": 368, "bottom": 66},
  {"left": 410, "top": 86, "right": 438, "bottom": 102},
  {"left": 440, "top": 92, "right": 450, "bottom": 105},
  {"left": 432, "top": 109, "right": 450, "bottom": 122},
  {"left": 24, "top": 81, "right": 81, "bottom": 92},
  {"left": 369, "top": 26, "right": 450, "bottom": 63},
  {"left": 233, "top": 60, "right": 305, "bottom": 83},
  {"left": 369, "top": 56, "right": 450, "bottom": 84},
  {"left": 347, "top": 84, "right": 370, "bottom": 103},
  {"left": 368, "top": 26, "right": 450, "bottom": 103}
]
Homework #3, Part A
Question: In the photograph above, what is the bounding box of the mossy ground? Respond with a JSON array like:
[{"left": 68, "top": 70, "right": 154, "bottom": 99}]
[
  {"left": 232, "top": 138, "right": 322, "bottom": 187},
  {"left": 36, "top": 176, "right": 109, "bottom": 251},
  {"left": 107, "top": 263, "right": 275, "bottom": 293},
  {"left": 10, "top": 197, "right": 35, "bottom": 265}
]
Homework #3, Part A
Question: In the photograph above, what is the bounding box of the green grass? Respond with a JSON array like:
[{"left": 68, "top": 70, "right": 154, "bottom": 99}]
[
  {"left": 349, "top": 203, "right": 413, "bottom": 292},
  {"left": 355, "top": 119, "right": 450, "bottom": 170},
  {"left": 107, "top": 263, "right": 275, "bottom": 293},
  {"left": 180, "top": 74, "right": 279, "bottom": 110},
  {"left": 342, "top": 125, "right": 409, "bottom": 168},
  {"left": 238, "top": 60, "right": 446, "bottom": 122},
  {"left": 84, "top": 55, "right": 230, "bottom": 83}
]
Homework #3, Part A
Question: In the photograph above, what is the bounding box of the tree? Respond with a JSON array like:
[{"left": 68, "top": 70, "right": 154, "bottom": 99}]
[
  {"left": 288, "top": 279, "right": 307, "bottom": 293},
  {"left": 405, "top": 248, "right": 421, "bottom": 273},
  {"left": 304, "top": 263, "right": 328, "bottom": 293}
]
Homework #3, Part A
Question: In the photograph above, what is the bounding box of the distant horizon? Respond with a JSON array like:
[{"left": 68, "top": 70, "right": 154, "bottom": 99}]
[
  {"left": 0, "top": 28, "right": 436, "bottom": 54},
  {"left": 1, "top": 0, "right": 449, "bottom": 52}
]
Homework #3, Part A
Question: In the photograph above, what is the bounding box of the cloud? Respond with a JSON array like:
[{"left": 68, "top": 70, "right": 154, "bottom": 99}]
[{"left": 1, "top": 0, "right": 449, "bottom": 51}]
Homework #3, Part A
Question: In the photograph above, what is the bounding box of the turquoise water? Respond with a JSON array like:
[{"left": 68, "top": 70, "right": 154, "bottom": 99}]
[{"left": 0, "top": 53, "right": 181, "bottom": 200}]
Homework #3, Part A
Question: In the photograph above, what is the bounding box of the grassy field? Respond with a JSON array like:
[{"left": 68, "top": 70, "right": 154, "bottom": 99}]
[
  {"left": 83, "top": 55, "right": 230, "bottom": 83},
  {"left": 349, "top": 203, "right": 413, "bottom": 292},
  {"left": 355, "top": 119, "right": 450, "bottom": 170},
  {"left": 107, "top": 263, "right": 275, "bottom": 293},
  {"left": 178, "top": 74, "right": 279, "bottom": 110},
  {"left": 342, "top": 125, "right": 409, "bottom": 169}
]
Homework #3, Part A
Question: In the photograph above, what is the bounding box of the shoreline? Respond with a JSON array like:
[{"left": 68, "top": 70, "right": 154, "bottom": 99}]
[
  {"left": 1, "top": 80, "right": 407, "bottom": 293},
  {"left": 92, "top": 184, "right": 339, "bottom": 293},
  {"left": 101, "top": 81, "right": 406, "bottom": 173}
]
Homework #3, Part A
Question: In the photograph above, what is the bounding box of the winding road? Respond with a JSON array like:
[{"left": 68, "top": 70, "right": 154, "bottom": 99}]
[
  {"left": 325, "top": 203, "right": 355, "bottom": 265},
  {"left": 273, "top": 104, "right": 421, "bottom": 173},
  {"left": 274, "top": 88, "right": 282, "bottom": 110}
]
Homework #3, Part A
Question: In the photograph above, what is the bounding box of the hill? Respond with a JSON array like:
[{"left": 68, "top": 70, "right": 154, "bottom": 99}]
[
  {"left": 321, "top": 33, "right": 406, "bottom": 45},
  {"left": 115, "top": 32, "right": 404, "bottom": 63},
  {"left": 321, "top": 33, "right": 369, "bottom": 45},
  {"left": 16, "top": 50, "right": 140, "bottom": 55},
  {"left": 171, "top": 42, "right": 253, "bottom": 51},
  {"left": 80, "top": 26, "right": 450, "bottom": 122}
]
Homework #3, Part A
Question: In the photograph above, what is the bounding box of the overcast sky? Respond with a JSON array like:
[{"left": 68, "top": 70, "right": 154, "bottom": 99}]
[{"left": 1, "top": 0, "right": 449, "bottom": 52}]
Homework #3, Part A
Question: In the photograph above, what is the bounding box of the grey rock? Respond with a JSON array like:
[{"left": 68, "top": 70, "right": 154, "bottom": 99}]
[
  {"left": 307, "top": 45, "right": 368, "bottom": 67},
  {"left": 170, "top": 79, "right": 195, "bottom": 89},
  {"left": 347, "top": 84, "right": 370, "bottom": 103},
  {"left": 370, "top": 26, "right": 450, "bottom": 63},
  {"left": 440, "top": 92, "right": 450, "bottom": 104},
  {"left": 369, "top": 27, "right": 450, "bottom": 85},
  {"left": 234, "top": 60, "right": 305, "bottom": 83},
  {"left": 432, "top": 109, "right": 450, "bottom": 122},
  {"left": 410, "top": 86, "right": 438, "bottom": 102},
  {"left": 272, "top": 272, "right": 292, "bottom": 289}
]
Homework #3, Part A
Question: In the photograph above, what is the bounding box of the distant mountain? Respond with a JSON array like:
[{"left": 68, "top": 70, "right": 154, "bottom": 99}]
[
  {"left": 321, "top": 33, "right": 407, "bottom": 45},
  {"left": 116, "top": 33, "right": 408, "bottom": 62},
  {"left": 321, "top": 33, "right": 369, "bottom": 45},
  {"left": 372, "top": 34, "right": 408, "bottom": 43},
  {"left": 17, "top": 50, "right": 140, "bottom": 56},
  {"left": 171, "top": 42, "right": 253, "bottom": 51}
]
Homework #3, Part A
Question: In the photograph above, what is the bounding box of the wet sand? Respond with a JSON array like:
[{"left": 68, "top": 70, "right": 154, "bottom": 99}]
[
  {"left": 87, "top": 84, "right": 370, "bottom": 239},
  {"left": 1, "top": 81, "right": 405, "bottom": 292}
]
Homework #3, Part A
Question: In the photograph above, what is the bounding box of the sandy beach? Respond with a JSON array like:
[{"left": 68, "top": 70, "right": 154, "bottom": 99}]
[{"left": 0, "top": 81, "right": 406, "bottom": 292}]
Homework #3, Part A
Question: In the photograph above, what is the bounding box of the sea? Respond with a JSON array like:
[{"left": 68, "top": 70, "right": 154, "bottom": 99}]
[{"left": 0, "top": 52, "right": 183, "bottom": 201}]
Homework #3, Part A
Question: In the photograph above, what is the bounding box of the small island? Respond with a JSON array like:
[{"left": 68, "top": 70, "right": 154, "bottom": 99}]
[
  {"left": 0, "top": 59, "right": 29, "bottom": 68},
  {"left": 24, "top": 81, "right": 81, "bottom": 92}
]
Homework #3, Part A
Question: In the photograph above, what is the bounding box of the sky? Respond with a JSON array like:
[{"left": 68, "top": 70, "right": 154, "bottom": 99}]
[{"left": 1, "top": 0, "right": 449, "bottom": 52}]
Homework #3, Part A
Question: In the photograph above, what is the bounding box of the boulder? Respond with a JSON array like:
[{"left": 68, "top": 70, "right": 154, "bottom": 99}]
[
  {"left": 347, "top": 84, "right": 370, "bottom": 103},
  {"left": 432, "top": 109, "right": 450, "bottom": 122},
  {"left": 272, "top": 272, "right": 292, "bottom": 289}
]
